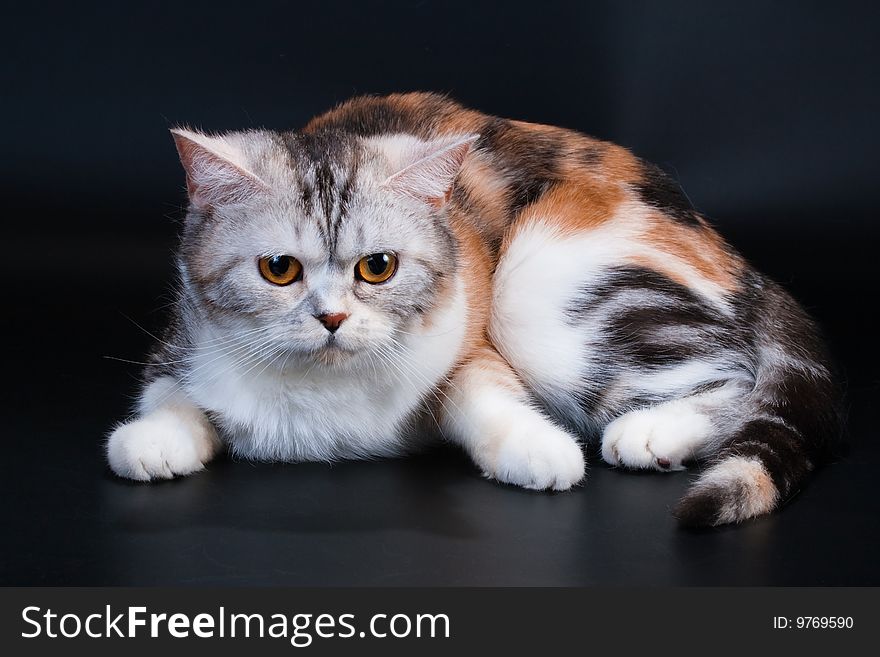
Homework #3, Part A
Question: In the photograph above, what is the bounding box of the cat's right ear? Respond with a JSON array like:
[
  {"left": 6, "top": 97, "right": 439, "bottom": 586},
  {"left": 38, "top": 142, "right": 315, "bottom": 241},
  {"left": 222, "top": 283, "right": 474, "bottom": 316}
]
[{"left": 170, "top": 128, "right": 267, "bottom": 210}]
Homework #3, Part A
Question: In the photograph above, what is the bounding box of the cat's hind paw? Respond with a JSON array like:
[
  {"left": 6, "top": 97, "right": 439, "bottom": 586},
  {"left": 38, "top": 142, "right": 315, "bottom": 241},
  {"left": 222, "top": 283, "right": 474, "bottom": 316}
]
[
  {"left": 601, "top": 403, "right": 712, "bottom": 471},
  {"left": 106, "top": 407, "right": 219, "bottom": 481}
]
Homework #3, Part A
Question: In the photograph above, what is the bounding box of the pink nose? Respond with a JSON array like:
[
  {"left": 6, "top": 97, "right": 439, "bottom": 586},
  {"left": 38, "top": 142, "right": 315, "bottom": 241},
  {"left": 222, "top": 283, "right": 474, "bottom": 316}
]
[{"left": 316, "top": 312, "right": 349, "bottom": 333}]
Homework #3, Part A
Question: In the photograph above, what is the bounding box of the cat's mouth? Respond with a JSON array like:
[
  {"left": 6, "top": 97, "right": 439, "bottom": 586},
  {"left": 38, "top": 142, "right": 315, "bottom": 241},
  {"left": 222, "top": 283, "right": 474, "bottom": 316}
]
[{"left": 313, "top": 335, "right": 359, "bottom": 363}]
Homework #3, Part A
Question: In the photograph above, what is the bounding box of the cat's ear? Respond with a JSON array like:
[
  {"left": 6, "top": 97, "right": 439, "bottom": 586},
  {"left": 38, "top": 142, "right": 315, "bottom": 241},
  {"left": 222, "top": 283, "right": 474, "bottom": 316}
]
[
  {"left": 170, "top": 128, "right": 267, "bottom": 210},
  {"left": 380, "top": 134, "right": 479, "bottom": 207}
]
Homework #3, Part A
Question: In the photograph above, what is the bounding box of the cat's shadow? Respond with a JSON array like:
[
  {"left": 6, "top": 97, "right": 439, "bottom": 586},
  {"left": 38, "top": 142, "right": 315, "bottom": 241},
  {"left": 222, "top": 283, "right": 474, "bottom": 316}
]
[
  {"left": 100, "top": 444, "right": 503, "bottom": 539},
  {"left": 99, "top": 443, "right": 698, "bottom": 541}
]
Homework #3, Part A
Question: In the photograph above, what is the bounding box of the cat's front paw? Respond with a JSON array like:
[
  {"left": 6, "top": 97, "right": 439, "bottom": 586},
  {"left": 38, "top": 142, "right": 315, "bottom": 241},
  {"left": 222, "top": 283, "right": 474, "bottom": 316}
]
[
  {"left": 482, "top": 417, "right": 585, "bottom": 491},
  {"left": 601, "top": 403, "right": 711, "bottom": 471},
  {"left": 106, "top": 407, "right": 219, "bottom": 481}
]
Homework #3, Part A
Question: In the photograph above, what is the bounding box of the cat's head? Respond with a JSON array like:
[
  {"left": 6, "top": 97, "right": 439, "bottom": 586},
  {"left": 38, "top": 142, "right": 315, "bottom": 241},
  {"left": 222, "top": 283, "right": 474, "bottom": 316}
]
[{"left": 171, "top": 126, "right": 477, "bottom": 369}]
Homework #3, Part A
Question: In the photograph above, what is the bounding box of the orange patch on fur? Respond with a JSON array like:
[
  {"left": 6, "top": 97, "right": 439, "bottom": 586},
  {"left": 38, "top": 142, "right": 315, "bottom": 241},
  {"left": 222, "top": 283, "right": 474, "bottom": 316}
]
[
  {"left": 598, "top": 143, "right": 642, "bottom": 184},
  {"left": 749, "top": 463, "right": 778, "bottom": 511},
  {"left": 502, "top": 178, "right": 625, "bottom": 247},
  {"left": 640, "top": 217, "right": 743, "bottom": 293}
]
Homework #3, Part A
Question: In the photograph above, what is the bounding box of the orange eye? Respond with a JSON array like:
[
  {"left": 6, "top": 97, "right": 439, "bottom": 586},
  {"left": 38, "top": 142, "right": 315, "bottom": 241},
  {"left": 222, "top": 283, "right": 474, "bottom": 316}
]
[
  {"left": 356, "top": 253, "right": 398, "bottom": 284},
  {"left": 258, "top": 255, "right": 302, "bottom": 286}
]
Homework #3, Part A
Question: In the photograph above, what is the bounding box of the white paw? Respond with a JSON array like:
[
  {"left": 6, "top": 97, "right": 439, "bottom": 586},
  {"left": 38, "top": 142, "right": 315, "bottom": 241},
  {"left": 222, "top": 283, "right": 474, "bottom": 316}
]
[
  {"left": 601, "top": 403, "right": 712, "bottom": 471},
  {"left": 106, "top": 407, "right": 219, "bottom": 481},
  {"left": 484, "top": 416, "right": 585, "bottom": 491}
]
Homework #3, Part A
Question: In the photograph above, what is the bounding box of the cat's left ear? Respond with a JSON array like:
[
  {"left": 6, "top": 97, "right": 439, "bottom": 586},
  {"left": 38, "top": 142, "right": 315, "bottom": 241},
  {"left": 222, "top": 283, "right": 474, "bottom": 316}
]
[{"left": 379, "top": 134, "right": 479, "bottom": 207}]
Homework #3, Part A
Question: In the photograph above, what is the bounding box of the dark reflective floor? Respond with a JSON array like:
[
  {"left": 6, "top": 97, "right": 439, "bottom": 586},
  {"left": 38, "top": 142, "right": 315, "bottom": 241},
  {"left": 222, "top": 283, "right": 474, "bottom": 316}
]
[{"left": 3, "top": 235, "right": 878, "bottom": 586}]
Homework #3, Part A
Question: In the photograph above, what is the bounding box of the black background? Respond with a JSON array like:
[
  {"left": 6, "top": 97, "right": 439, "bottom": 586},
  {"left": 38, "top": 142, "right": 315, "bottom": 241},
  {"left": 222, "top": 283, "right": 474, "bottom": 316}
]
[{"left": 2, "top": 1, "right": 878, "bottom": 585}]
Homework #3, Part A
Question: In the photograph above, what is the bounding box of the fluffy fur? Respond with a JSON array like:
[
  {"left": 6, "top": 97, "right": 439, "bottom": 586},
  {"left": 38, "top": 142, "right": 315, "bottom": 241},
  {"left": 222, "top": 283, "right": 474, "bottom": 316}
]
[{"left": 106, "top": 93, "right": 842, "bottom": 527}]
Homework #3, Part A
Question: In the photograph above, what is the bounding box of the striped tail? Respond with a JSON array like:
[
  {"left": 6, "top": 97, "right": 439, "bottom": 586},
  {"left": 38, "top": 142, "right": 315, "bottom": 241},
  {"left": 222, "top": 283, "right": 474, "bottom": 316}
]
[{"left": 673, "top": 282, "right": 843, "bottom": 527}]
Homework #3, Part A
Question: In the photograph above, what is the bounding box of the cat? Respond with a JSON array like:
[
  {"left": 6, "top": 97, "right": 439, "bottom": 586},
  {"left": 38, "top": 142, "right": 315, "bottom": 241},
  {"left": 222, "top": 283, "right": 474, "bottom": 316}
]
[{"left": 106, "top": 92, "right": 842, "bottom": 527}]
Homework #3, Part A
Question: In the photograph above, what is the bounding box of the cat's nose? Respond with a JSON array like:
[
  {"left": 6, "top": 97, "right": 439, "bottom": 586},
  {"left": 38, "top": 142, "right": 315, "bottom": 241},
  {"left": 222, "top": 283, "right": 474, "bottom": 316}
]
[{"left": 315, "top": 312, "right": 349, "bottom": 333}]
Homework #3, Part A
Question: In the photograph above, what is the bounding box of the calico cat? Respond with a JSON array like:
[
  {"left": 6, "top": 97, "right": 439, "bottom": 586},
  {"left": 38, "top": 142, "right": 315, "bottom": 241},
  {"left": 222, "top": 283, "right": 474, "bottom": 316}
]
[{"left": 106, "top": 92, "right": 842, "bottom": 527}]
